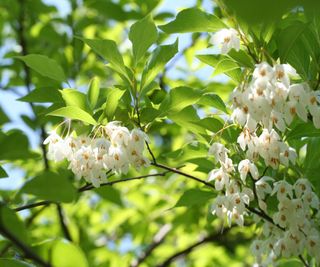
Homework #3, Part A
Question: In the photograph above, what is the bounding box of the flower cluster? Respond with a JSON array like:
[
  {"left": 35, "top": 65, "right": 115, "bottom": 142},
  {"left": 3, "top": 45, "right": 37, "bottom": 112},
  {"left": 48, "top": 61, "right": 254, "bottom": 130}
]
[
  {"left": 231, "top": 62, "right": 320, "bottom": 131},
  {"left": 208, "top": 142, "right": 254, "bottom": 226},
  {"left": 251, "top": 178, "right": 320, "bottom": 265},
  {"left": 237, "top": 127, "right": 297, "bottom": 169},
  {"left": 207, "top": 28, "right": 320, "bottom": 266},
  {"left": 44, "top": 122, "right": 150, "bottom": 187}
]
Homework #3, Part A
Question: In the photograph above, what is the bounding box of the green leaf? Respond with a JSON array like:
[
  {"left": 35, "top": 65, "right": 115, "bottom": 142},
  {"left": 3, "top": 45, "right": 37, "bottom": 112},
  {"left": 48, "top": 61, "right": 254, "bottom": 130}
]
[
  {"left": 60, "top": 89, "right": 91, "bottom": 113},
  {"left": 95, "top": 186, "right": 123, "bottom": 206},
  {"left": 21, "top": 171, "right": 76, "bottom": 203},
  {"left": 0, "top": 259, "right": 34, "bottom": 267},
  {"left": 18, "top": 87, "right": 63, "bottom": 103},
  {"left": 104, "top": 88, "right": 126, "bottom": 120},
  {"left": 227, "top": 49, "right": 254, "bottom": 68},
  {"left": 175, "top": 188, "right": 215, "bottom": 207},
  {"left": 168, "top": 106, "right": 207, "bottom": 136},
  {"left": 160, "top": 86, "right": 202, "bottom": 115},
  {"left": 0, "top": 131, "right": 35, "bottom": 160},
  {"left": 277, "top": 21, "right": 308, "bottom": 62},
  {"left": 87, "top": 77, "right": 100, "bottom": 109},
  {"left": 304, "top": 138, "right": 320, "bottom": 192},
  {"left": 129, "top": 14, "right": 158, "bottom": 65},
  {"left": 48, "top": 106, "right": 97, "bottom": 125},
  {"left": 0, "top": 106, "right": 9, "bottom": 126},
  {"left": 51, "top": 240, "right": 88, "bottom": 267},
  {"left": 15, "top": 54, "right": 66, "bottom": 82},
  {"left": 79, "top": 38, "right": 128, "bottom": 79},
  {"left": 213, "top": 58, "right": 242, "bottom": 82},
  {"left": 286, "top": 122, "right": 320, "bottom": 140},
  {"left": 159, "top": 8, "right": 226, "bottom": 33},
  {"left": 0, "top": 166, "right": 8, "bottom": 178},
  {"left": 197, "top": 93, "right": 228, "bottom": 114},
  {"left": 196, "top": 54, "right": 221, "bottom": 66},
  {"left": 141, "top": 39, "right": 178, "bottom": 89},
  {"left": 196, "top": 117, "right": 224, "bottom": 133},
  {"left": 0, "top": 205, "right": 29, "bottom": 244}
]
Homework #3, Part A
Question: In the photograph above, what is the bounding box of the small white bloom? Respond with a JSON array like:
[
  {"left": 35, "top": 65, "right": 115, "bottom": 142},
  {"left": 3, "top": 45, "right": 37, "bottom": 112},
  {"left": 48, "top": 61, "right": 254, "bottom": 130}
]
[
  {"left": 208, "top": 168, "right": 229, "bottom": 190},
  {"left": 238, "top": 159, "right": 259, "bottom": 183},
  {"left": 210, "top": 28, "right": 240, "bottom": 54},
  {"left": 208, "top": 142, "right": 229, "bottom": 163}
]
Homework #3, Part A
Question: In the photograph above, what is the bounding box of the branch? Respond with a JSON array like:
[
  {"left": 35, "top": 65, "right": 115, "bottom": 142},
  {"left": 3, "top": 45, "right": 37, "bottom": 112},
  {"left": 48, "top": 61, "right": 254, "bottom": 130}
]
[
  {"left": 56, "top": 204, "right": 72, "bottom": 242},
  {"left": 14, "top": 200, "right": 53, "bottom": 212},
  {"left": 15, "top": 171, "right": 172, "bottom": 211},
  {"left": 0, "top": 222, "right": 51, "bottom": 267},
  {"left": 78, "top": 171, "right": 171, "bottom": 192},
  {"left": 130, "top": 224, "right": 172, "bottom": 267},
  {"left": 156, "top": 228, "right": 231, "bottom": 267},
  {"left": 151, "top": 162, "right": 215, "bottom": 190}
]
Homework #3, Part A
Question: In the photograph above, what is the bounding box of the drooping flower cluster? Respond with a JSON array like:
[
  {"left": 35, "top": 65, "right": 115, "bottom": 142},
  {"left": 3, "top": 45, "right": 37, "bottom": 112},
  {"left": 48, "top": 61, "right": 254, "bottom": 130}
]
[
  {"left": 44, "top": 121, "right": 150, "bottom": 187},
  {"left": 208, "top": 142, "right": 255, "bottom": 226},
  {"left": 207, "top": 27, "right": 320, "bottom": 266},
  {"left": 210, "top": 28, "right": 240, "bottom": 54},
  {"left": 231, "top": 62, "right": 320, "bottom": 131},
  {"left": 251, "top": 178, "right": 320, "bottom": 265},
  {"left": 237, "top": 127, "right": 297, "bottom": 169}
]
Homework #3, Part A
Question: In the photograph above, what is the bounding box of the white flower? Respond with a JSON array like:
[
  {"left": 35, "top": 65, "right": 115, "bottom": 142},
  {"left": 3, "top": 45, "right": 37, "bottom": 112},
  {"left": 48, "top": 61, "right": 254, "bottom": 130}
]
[
  {"left": 210, "top": 28, "right": 240, "bottom": 54},
  {"left": 212, "top": 195, "right": 228, "bottom": 218},
  {"left": 294, "top": 178, "right": 312, "bottom": 198},
  {"left": 253, "top": 62, "right": 274, "bottom": 80},
  {"left": 279, "top": 145, "right": 296, "bottom": 166},
  {"left": 208, "top": 142, "right": 229, "bottom": 163},
  {"left": 129, "top": 128, "right": 149, "bottom": 151},
  {"left": 251, "top": 240, "right": 264, "bottom": 258},
  {"left": 238, "top": 159, "right": 259, "bottom": 182},
  {"left": 44, "top": 131, "right": 68, "bottom": 162},
  {"left": 208, "top": 168, "right": 229, "bottom": 190},
  {"left": 256, "top": 176, "right": 274, "bottom": 200},
  {"left": 272, "top": 181, "right": 293, "bottom": 201}
]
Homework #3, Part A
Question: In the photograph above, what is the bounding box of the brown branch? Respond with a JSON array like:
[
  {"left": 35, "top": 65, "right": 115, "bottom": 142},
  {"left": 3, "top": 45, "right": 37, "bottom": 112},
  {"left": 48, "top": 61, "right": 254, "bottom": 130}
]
[
  {"left": 56, "top": 204, "right": 72, "bottom": 242},
  {"left": 151, "top": 162, "right": 216, "bottom": 190},
  {"left": 14, "top": 200, "right": 53, "bottom": 212},
  {"left": 130, "top": 224, "right": 172, "bottom": 267},
  {"left": 156, "top": 228, "right": 232, "bottom": 267},
  {"left": 0, "top": 222, "right": 51, "bottom": 267},
  {"left": 15, "top": 171, "right": 171, "bottom": 211}
]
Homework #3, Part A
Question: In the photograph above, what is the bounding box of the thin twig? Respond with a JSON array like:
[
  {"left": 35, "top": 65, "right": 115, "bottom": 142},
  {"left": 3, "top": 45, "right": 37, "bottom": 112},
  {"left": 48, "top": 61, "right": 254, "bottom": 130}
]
[
  {"left": 156, "top": 227, "right": 231, "bottom": 267},
  {"left": 78, "top": 171, "right": 171, "bottom": 192},
  {"left": 130, "top": 224, "right": 172, "bottom": 267},
  {"left": 56, "top": 204, "right": 72, "bottom": 242},
  {"left": 0, "top": 222, "right": 51, "bottom": 267},
  {"left": 151, "top": 162, "right": 216, "bottom": 190},
  {"left": 14, "top": 200, "right": 53, "bottom": 212}
]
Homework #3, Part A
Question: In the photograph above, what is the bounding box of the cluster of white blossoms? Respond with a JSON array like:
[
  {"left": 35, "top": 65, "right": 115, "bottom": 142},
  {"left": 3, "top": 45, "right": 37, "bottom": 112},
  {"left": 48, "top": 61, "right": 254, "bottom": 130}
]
[
  {"left": 231, "top": 62, "right": 320, "bottom": 131},
  {"left": 208, "top": 142, "right": 256, "bottom": 226},
  {"left": 237, "top": 127, "right": 297, "bottom": 169},
  {"left": 251, "top": 178, "right": 320, "bottom": 265},
  {"left": 44, "top": 121, "right": 150, "bottom": 187},
  {"left": 208, "top": 28, "right": 320, "bottom": 265}
]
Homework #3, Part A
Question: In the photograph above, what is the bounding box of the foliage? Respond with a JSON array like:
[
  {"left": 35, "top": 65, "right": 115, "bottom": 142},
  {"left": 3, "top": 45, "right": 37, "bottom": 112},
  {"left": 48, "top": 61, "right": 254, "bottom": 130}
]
[{"left": 0, "top": 0, "right": 320, "bottom": 266}]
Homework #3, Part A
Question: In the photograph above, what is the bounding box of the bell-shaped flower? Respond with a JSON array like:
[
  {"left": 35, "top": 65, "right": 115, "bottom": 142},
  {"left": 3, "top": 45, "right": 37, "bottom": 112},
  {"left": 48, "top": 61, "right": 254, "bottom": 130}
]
[{"left": 210, "top": 28, "right": 240, "bottom": 54}]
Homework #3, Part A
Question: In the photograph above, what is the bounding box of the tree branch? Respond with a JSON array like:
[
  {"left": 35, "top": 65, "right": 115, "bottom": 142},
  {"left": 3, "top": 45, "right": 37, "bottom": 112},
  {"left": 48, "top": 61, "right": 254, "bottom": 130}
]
[
  {"left": 130, "top": 224, "right": 172, "bottom": 267},
  {"left": 156, "top": 228, "right": 231, "bottom": 267},
  {"left": 15, "top": 171, "right": 172, "bottom": 211},
  {"left": 14, "top": 200, "right": 53, "bottom": 212},
  {"left": 0, "top": 222, "right": 51, "bottom": 267},
  {"left": 151, "top": 162, "right": 215, "bottom": 190},
  {"left": 56, "top": 204, "right": 72, "bottom": 242}
]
